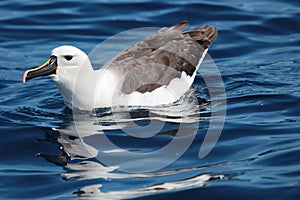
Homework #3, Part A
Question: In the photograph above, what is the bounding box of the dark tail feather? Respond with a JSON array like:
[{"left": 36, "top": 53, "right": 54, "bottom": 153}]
[
  {"left": 169, "top": 20, "right": 190, "bottom": 32},
  {"left": 184, "top": 25, "right": 218, "bottom": 49}
]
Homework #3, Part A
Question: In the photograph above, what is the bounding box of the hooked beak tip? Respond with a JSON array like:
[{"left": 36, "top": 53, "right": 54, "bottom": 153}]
[{"left": 22, "top": 70, "right": 28, "bottom": 83}]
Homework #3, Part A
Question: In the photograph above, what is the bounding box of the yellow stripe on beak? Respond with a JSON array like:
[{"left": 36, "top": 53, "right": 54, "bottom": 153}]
[{"left": 26, "top": 57, "right": 52, "bottom": 73}]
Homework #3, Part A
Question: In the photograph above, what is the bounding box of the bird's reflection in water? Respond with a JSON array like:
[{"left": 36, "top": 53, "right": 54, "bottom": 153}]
[{"left": 37, "top": 92, "right": 224, "bottom": 199}]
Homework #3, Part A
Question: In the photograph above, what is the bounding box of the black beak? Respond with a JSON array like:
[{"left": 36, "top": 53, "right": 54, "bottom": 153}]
[{"left": 22, "top": 56, "right": 58, "bottom": 83}]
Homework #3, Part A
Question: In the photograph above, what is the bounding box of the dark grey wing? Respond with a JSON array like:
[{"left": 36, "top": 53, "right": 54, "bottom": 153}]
[{"left": 104, "top": 21, "right": 218, "bottom": 94}]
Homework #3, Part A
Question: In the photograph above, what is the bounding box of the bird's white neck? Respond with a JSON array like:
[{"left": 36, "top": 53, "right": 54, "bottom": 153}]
[{"left": 52, "top": 62, "right": 119, "bottom": 110}]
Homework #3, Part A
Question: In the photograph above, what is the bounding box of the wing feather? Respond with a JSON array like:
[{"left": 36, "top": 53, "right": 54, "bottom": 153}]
[{"left": 102, "top": 21, "right": 218, "bottom": 94}]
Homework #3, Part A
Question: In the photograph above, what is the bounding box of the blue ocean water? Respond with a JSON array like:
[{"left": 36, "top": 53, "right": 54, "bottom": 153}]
[{"left": 1, "top": 0, "right": 300, "bottom": 199}]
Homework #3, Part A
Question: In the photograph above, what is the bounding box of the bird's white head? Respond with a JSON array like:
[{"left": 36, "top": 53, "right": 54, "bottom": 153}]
[
  {"left": 22, "top": 45, "right": 91, "bottom": 83},
  {"left": 23, "top": 45, "right": 97, "bottom": 110}
]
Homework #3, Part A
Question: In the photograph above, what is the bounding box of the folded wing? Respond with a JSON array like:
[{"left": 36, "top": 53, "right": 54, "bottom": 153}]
[{"left": 103, "top": 21, "right": 218, "bottom": 94}]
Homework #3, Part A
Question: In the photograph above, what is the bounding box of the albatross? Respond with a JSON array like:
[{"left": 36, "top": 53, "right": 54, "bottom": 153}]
[{"left": 22, "top": 21, "right": 218, "bottom": 110}]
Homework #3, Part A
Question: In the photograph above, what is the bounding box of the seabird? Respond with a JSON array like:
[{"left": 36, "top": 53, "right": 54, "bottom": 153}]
[{"left": 22, "top": 21, "right": 218, "bottom": 110}]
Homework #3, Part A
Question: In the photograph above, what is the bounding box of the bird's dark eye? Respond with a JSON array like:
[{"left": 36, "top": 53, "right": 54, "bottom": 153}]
[{"left": 64, "top": 55, "right": 73, "bottom": 61}]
